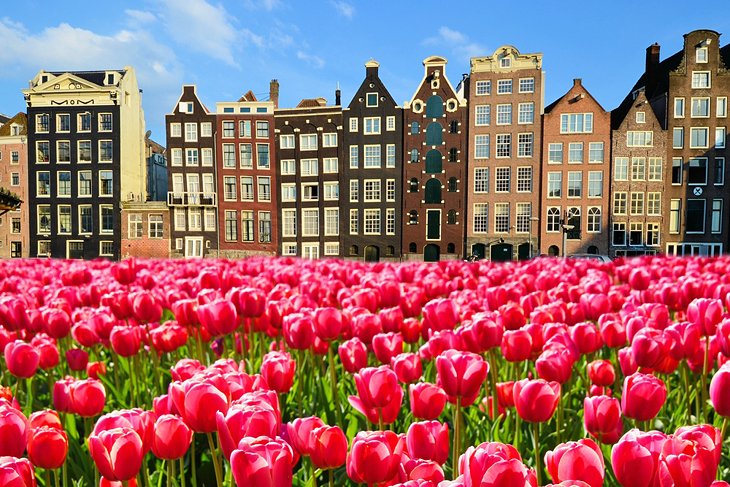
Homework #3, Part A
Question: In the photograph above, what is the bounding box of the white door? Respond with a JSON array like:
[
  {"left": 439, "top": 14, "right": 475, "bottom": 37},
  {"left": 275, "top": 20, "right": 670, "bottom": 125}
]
[
  {"left": 302, "top": 243, "right": 319, "bottom": 259},
  {"left": 184, "top": 237, "right": 204, "bottom": 258}
]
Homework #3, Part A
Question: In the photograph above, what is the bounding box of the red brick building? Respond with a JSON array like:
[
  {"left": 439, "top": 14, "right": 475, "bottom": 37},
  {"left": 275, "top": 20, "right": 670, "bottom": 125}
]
[
  {"left": 0, "top": 113, "right": 28, "bottom": 258},
  {"left": 120, "top": 201, "right": 170, "bottom": 258}
]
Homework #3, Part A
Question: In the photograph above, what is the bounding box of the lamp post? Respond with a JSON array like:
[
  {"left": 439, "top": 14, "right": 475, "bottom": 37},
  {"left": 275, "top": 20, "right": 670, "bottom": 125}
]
[
  {"left": 529, "top": 216, "right": 539, "bottom": 259},
  {"left": 561, "top": 208, "right": 576, "bottom": 257}
]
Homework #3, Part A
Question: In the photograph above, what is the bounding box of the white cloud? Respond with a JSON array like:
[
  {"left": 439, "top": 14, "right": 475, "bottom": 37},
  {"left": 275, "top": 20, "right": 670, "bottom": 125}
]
[
  {"left": 243, "top": 0, "right": 282, "bottom": 10},
  {"left": 331, "top": 1, "right": 355, "bottom": 19},
  {"left": 437, "top": 27, "right": 466, "bottom": 44},
  {"left": 423, "top": 26, "right": 487, "bottom": 62},
  {"left": 297, "top": 51, "right": 325, "bottom": 69},
  {"left": 125, "top": 9, "right": 157, "bottom": 24}
]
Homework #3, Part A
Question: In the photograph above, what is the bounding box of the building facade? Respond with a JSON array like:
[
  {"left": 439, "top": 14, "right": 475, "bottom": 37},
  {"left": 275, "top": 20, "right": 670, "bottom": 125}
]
[
  {"left": 216, "top": 85, "right": 278, "bottom": 258},
  {"left": 120, "top": 201, "right": 170, "bottom": 258},
  {"left": 0, "top": 113, "right": 29, "bottom": 258},
  {"left": 342, "top": 60, "right": 403, "bottom": 261},
  {"left": 166, "top": 85, "right": 218, "bottom": 258},
  {"left": 275, "top": 95, "right": 343, "bottom": 259},
  {"left": 467, "top": 46, "right": 543, "bottom": 261},
  {"left": 540, "top": 79, "right": 611, "bottom": 256},
  {"left": 402, "top": 56, "right": 468, "bottom": 261},
  {"left": 23, "top": 68, "right": 146, "bottom": 259}
]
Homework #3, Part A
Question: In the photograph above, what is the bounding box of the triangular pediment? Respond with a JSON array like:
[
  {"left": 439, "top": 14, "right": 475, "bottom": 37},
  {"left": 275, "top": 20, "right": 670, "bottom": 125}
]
[{"left": 31, "top": 72, "right": 106, "bottom": 93}]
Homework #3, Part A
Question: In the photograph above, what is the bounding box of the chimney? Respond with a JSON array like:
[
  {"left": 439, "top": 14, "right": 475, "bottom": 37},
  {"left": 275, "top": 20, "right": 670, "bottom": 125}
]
[
  {"left": 335, "top": 87, "right": 341, "bottom": 106},
  {"left": 573, "top": 78, "right": 582, "bottom": 87},
  {"left": 269, "top": 79, "right": 279, "bottom": 108},
  {"left": 365, "top": 59, "right": 380, "bottom": 77},
  {"left": 645, "top": 43, "right": 660, "bottom": 95}
]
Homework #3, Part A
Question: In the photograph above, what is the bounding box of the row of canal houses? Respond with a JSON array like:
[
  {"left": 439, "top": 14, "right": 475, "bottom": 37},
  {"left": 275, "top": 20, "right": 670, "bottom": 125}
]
[{"left": 4, "top": 29, "right": 729, "bottom": 261}]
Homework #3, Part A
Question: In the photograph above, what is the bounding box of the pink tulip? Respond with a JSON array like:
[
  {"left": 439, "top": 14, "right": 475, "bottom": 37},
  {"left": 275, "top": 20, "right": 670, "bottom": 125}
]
[{"left": 436, "top": 350, "right": 488, "bottom": 406}]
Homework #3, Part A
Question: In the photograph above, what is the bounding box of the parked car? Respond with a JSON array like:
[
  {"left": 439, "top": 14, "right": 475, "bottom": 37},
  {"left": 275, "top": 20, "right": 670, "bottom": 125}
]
[{"left": 568, "top": 254, "right": 612, "bottom": 263}]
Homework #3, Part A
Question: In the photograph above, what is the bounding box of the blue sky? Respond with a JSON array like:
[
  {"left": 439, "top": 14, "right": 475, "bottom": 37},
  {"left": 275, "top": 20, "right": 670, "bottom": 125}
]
[{"left": 1, "top": 1, "right": 729, "bottom": 141}]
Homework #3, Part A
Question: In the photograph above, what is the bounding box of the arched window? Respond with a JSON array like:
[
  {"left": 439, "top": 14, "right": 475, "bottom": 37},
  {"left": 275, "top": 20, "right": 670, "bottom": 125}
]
[
  {"left": 408, "top": 242, "right": 417, "bottom": 253},
  {"left": 448, "top": 177, "right": 457, "bottom": 192},
  {"left": 447, "top": 210, "right": 457, "bottom": 224},
  {"left": 567, "top": 207, "right": 581, "bottom": 239},
  {"left": 349, "top": 245, "right": 358, "bottom": 256},
  {"left": 409, "top": 178, "right": 419, "bottom": 192},
  {"left": 410, "top": 149, "right": 419, "bottom": 163},
  {"left": 411, "top": 121, "right": 419, "bottom": 134},
  {"left": 425, "top": 179, "right": 442, "bottom": 203},
  {"left": 408, "top": 210, "right": 418, "bottom": 224},
  {"left": 547, "top": 207, "right": 561, "bottom": 232},
  {"left": 426, "top": 95, "right": 444, "bottom": 118},
  {"left": 447, "top": 243, "right": 456, "bottom": 253},
  {"left": 548, "top": 245, "right": 560, "bottom": 256},
  {"left": 587, "top": 207, "right": 601, "bottom": 233},
  {"left": 449, "top": 147, "right": 458, "bottom": 162},
  {"left": 425, "top": 150, "right": 442, "bottom": 173},
  {"left": 425, "top": 122, "right": 443, "bottom": 146},
  {"left": 385, "top": 246, "right": 395, "bottom": 256},
  {"left": 450, "top": 120, "right": 458, "bottom": 134},
  {"left": 587, "top": 245, "right": 599, "bottom": 255}
]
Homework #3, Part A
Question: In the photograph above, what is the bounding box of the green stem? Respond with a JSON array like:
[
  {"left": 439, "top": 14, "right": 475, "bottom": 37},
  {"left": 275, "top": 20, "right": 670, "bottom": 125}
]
[
  {"left": 44, "top": 469, "right": 50, "bottom": 487},
  {"left": 297, "top": 349, "right": 305, "bottom": 417},
  {"left": 242, "top": 319, "right": 249, "bottom": 373},
  {"left": 533, "top": 421, "right": 542, "bottom": 487},
  {"left": 167, "top": 459, "right": 174, "bottom": 487},
  {"left": 180, "top": 457, "right": 186, "bottom": 487},
  {"left": 206, "top": 432, "right": 223, "bottom": 487},
  {"left": 489, "top": 349, "right": 499, "bottom": 421},
  {"left": 310, "top": 458, "right": 317, "bottom": 487},
  {"left": 190, "top": 439, "right": 196, "bottom": 487},
  {"left": 682, "top": 362, "right": 692, "bottom": 423},
  {"left": 25, "top": 376, "right": 33, "bottom": 417},
  {"left": 143, "top": 458, "right": 152, "bottom": 487},
  {"left": 556, "top": 395, "right": 563, "bottom": 444},
  {"left": 62, "top": 458, "right": 67, "bottom": 487},
  {"left": 129, "top": 355, "right": 137, "bottom": 407},
  {"left": 701, "top": 337, "right": 710, "bottom": 423},
  {"left": 54, "top": 469, "right": 59, "bottom": 487},
  {"left": 327, "top": 346, "right": 343, "bottom": 426},
  {"left": 452, "top": 397, "right": 461, "bottom": 478},
  {"left": 329, "top": 469, "right": 334, "bottom": 487}
]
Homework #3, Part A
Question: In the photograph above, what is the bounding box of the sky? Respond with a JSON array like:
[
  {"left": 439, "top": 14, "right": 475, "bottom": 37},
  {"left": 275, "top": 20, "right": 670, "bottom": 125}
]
[{"left": 1, "top": 0, "right": 729, "bottom": 142}]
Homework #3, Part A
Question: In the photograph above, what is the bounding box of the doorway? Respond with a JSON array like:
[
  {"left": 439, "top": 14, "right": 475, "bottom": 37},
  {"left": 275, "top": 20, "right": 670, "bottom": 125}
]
[
  {"left": 424, "top": 244, "right": 440, "bottom": 262},
  {"left": 364, "top": 246, "right": 380, "bottom": 262}
]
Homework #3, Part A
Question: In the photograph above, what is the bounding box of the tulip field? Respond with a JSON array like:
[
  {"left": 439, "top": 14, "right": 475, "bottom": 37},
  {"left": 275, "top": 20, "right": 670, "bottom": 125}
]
[{"left": 3, "top": 256, "right": 730, "bottom": 486}]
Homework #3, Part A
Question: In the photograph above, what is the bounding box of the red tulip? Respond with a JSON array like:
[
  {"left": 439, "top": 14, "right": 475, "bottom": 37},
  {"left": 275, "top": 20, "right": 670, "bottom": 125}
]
[
  {"left": 285, "top": 416, "right": 324, "bottom": 457},
  {"left": 409, "top": 382, "right": 447, "bottom": 420},
  {"left": 52, "top": 378, "right": 74, "bottom": 413},
  {"left": 260, "top": 351, "right": 296, "bottom": 393},
  {"left": 4, "top": 341, "right": 40, "bottom": 378},
  {"left": 169, "top": 359, "right": 204, "bottom": 382},
  {"left": 391, "top": 353, "right": 422, "bottom": 384},
  {"left": 611, "top": 428, "right": 666, "bottom": 487},
  {"left": 587, "top": 360, "right": 615, "bottom": 387},
  {"left": 459, "top": 441, "right": 529, "bottom": 486},
  {"left": 34, "top": 339, "right": 59, "bottom": 371},
  {"left": 497, "top": 302, "right": 526, "bottom": 331},
  {"left": 131, "top": 291, "right": 162, "bottom": 323},
  {"left": 0, "top": 405, "right": 28, "bottom": 457},
  {"left": 0, "top": 456, "right": 35, "bottom": 487},
  {"left": 496, "top": 381, "right": 516, "bottom": 409},
  {"left": 501, "top": 329, "right": 532, "bottom": 362},
  {"left": 282, "top": 312, "right": 315, "bottom": 350},
  {"left": 435, "top": 350, "right": 488, "bottom": 406},
  {"left": 628, "top": 268, "right": 650, "bottom": 291},
  {"left": 93, "top": 410, "right": 154, "bottom": 454},
  {"left": 29, "top": 410, "right": 62, "bottom": 430},
  {"left": 687, "top": 298, "right": 723, "bottom": 336},
  {"left": 310, "top": 425, "right": 347, "bottom": 470},
  {"left": 372, "top": 332, "right": 404, "bottom": 364},
  {"left": 69, "top": 379, "right": 106, "bottom": 417},
  {"left": 313, "top": 307, "right": 343, "bottom": 341},
  {"left": 621, "top": 373, "right": 666, "bottom": 422},
  {"left": 112, "top": 259, "right": 137, "bottom": 285},
  {"left": 109, "top": 326, "right": 141, "bottom": 358},
  {"left": 197, "top": 299, "right": 239, "bottom": 337},
  {"left": 570, "top": 321, "right": 603, "bottom": 355},
  {"left": 618, "top": 347, "right": 639, "bottom": 376},
  {"left": 27, "top": 426, "right": 68, "bottom": 469},
  {"left": 673, "top": 424, "right": 722, "bottom": 475},
  {"left": 406, "top": 421, "right": 449, "bottom": 465},
  {"left": 380, "top": 306, "right": 404, "bottom": 334},
  {"left": 346, "top": 430, "right": 404, "bottom": 485},
  {"left": 169, "top": 379, "right": 229, "bottom": 433},
  {"left": 710, "top": 364, "right": 730, "bottom": 416},
  {"left": 545, "top": 438, "right": 604, "bottom": 487},
  {"left": 216, "top": 404, "right": 278, "bottom": 460},
  {"left": 583, "top": 396, "right": 623, "bottom": 445},
  {"left": 513, "top": 378, "right": 561, "bottom": 423},
  {"left": 42, "top": 308, "right": 72, "bottom": 339},
  {"left": 536, "top": 347, "right": 575, "bottom": 384},
  {"left": 459, "top": 314, "right": 503, "bottom": 353},
  {"left": 86, "top": 361, "right": 107, "bottom": 380},
  {"left": 66, "top": 348, "right": 89, "bottom": 372},
  {"left": 658, "top": 430, "right": 719, "bottom": 486},
  {"left": 230, "top": 436, "right": 293, "bottom": 487},
  {"left": 150, "top": 414, "right": 192, "bottom": 461},
  {"left": 422, "top": 298, "right": 459, "bottom": 337},
  {"left": 349, "top": 366, "right": 403, "bottom": 425},
  {"left": 88, "top": 427, "right": 144, "bottom": 481},
  {"left": 149, "top": 323, "right": 188, "bottom": 353}
]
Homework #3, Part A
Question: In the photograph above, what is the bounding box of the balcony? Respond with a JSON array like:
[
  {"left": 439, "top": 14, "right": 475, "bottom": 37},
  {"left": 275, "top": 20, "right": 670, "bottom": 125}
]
[{"left": 167, "top": 192, "right": 217, "bottom": 207}]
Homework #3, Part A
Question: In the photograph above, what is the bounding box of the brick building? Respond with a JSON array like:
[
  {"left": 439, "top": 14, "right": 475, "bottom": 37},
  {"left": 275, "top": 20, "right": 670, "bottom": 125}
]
[
  {"left": 0, "top": 113, "right": 29, "bottom": 258},
  {"left": 120, "top": 201, "right": 170, "bottom": 258}
]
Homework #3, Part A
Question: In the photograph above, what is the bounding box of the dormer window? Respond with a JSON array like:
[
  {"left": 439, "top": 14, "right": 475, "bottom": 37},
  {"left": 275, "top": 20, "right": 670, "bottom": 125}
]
[
  {"left": 500, "top": 55, "right": 512, "bottom": 68},
  {"left": 40, "top": 75, "right": 48, "bottom": 84},
  {"left": 636, "top": 111, "right": 646, "bottom": 123},
  {"left": 106, "top": 73, "right": 116, "bottom": 85},
  {"left": 10, "top": 125, "right": 20, "bottom": 136},
  {"left": 696, "top": 46, "right": 708, "bottom": 63}
]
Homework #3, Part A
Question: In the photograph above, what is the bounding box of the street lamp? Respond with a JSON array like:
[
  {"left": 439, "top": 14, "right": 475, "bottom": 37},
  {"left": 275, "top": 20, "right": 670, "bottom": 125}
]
[
  {"left": 528, "top": 216, "right": 539, "bottom": 259},
  {"left": 561, "top": 208, "right": 577, "bottom": 257}
]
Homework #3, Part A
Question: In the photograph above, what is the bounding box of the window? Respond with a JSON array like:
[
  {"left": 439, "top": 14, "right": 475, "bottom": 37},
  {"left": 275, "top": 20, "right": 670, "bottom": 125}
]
[
  {"left": 99, "top": 141, "right": 113, "bottom": 163},
  {"left": 669, "top": 200, "right": 681, "bottom": 234},
  {"left": 715, "top": 127, "right": 726, "bottom": 148},
  {"left": 587, "top": 207, "right": 601, "bottom": 233},
  {"left": 174, "top": 209, "right": 185, "bottom": 231},
  {"left": 673, "top": 127, "right": 684, "bottom": 148},
  {"left": 282, "top": 209, "right": 296, "bottom": 237},
  {"left": 300, "top": 134, "right": 317, "bottom": 151},
  {"left": 257, "top": 144, "right": 270, "bottom": 168},
  {"left": 475, "top": 105, "right": 491, "bottom": 126},
  {"left": 517, "top": 103, "right": 535, "bottom": 125},
  {"left": 517, "top": 167, "right": 532, "bottom": 192},
  {"left": 79, "top": 113, "right": 91, "bottom": 132},
  {"left": 185, "top": 149, "right": 198, "bottom": 166},
  {"left": 712, "top": 200, "right": 723, "bottom": 234},
  {"left": 36, "top": 114, "right": 49, "bottom": 133},
  {"left": 203, "top": 174, "right": 214, "bottom": 197},
  {"left": 349, "top": 209, "right": 359, "bottom": 234},
  {"left": 473, "top": 203, "right": 488, "bottom": 233},
  {"left": 56, "top": 206, "right": 71, "bottom": 234},
  {"left": 38, "top": 205, "right": 51, "bottom": 233},
  {"left": 408, "top": 210, "right": 418, "bottom": 225},
  {"left": 222, "top": 121, "right": 235, "bottom": 138},
  {"left": 128, "top": 214, "right": 143, "bottom": 238},
  {"left": 223, "top": 176, "right": 236, "bottom": 201},
  {"left": 259, "top": 212, "right": 272, "bottom": 243},
  {"left": 497, "top": 79, "right": 512, "bottom": 94},
  {"left": 386, "top": 145, "right": 396, "bottom": 168},
  {"left": 494, "top": 203, "right": 509, "bottom": 233},
  {"left": 647, "top": 158, "right": 662, "bottom": 181},
  {"left": 98, "top": 241, "right": 113, "bottom": 257},
  {"left": 78, "top": 206, "right": 92, "bottom": 234},
  {"left": 224, "top": 211, "right": 237, "bottom": 241},
  {"left": 238, "top": 144, "right": 252, "bottom": 168},
  {"left": 54, "top": 114, "right": 70, "bottom": 133},
  {"left": 201, "top": 122, "right": 213, "bottom": 137},
  {"left": 697, "top": 46, "right": 708, "bottom": 63},
  {"left": 10, "top": 218, "right": 20, "bottom": 234},
  {"left": 323, "top": 133, "right": 337, "bottom": 147},
  {"left": 629, "top": 223, "right": 643, "bottom": 246},
  {"left": 386, "top": 179, "right": 396, "bottom": 202},
  {"left": 98, "top": 113, "right": 113, "bottom": 132},
  {"left": 566, "top": 208, "right": 581, "bottom": 239},
  {"left": 171, "top": 149, "right": 182, "bottom": 167},
  {"left": 588, "top": 171, "right": 602, "bottom": 197},
  {"left": 495, "top": 167, "right": 510, "bottom": 192},
  {"left": 718, "top": 97, "right": 728, "bottom": 118},
  {"left": 715, "top": 158, "right": 725, "bottom": 185},
  {"left": 281, "top": 159, "right": 295, "bottom": 175},
  {"left": 223, "top": 144, "right": 236, "bottom": 168},
  {"left": 516, "top": 203, "right": 531, "bottom": 233},
  {"left": 410, "top": 149, "right": 419, "bottom": 163},
  {"left": 568, "top": 142, "right": 583, "bottom": 163},
  {"left": 349, "top": 146, "right": 359, "bottom": 168},
  {"left": 475, "top": 135, "right": 489, "bottom": 159},
  {"left": 256, "top": 121, "right": 269, "bottom": 138},
  {"left": 691, "top": 97, "right": 710, "bottom": 117},
  {"left": 631, "top": 157, "right": 646, "bottom": 180},
  {"left": 519, "top": 78, "right": 535, "bottom": 93},
  {"left": 364, "top": 145, "right": 381, "bottom": 168},
  {"left": 281, "top": 183, "right": 296, "bottom": 202},
  {"left": 282, "top": 243, "right": 297, "bottom": 256},
  {"left": 448, "top": 176, "right": 457, "bottom": 192},
  {"left": 517, "top": 133, "right": 533, "bottom": 157},
  {"left": 674, "top": 98, "right": 685, "bottom": 118},
  {"left": 474, "top": 168, "right": 489, "bottom": 193},
  {"left": 647, "top": 223, "right": 660, "bottom": 246},
  {"left": 57, "top": 172, "right": 71, "bottom": 197},
  {"left": 36, "top": 141, "right": 49, "bottom": 163},
  {"left": 547, "top": 172, "right": 562, "bottom": 198},
  {"left": 349, "top": 180, "right": 359, "bottom": 202},
  {"left": 10, "top": 151, "right": 18, "bottom": 164},
  {"left": 364, "top": 92, "right": 379, "bottom": 107},
  {"left": 613, "top": 192, "right": 627, "bottom": 215},
  {"left": 280, "top": 134, "right": 294, "bottom": 149},
  {"left": 386, "top": 209, "right": 395, "bottom": 235},
  {"left": 302, "top": 209, "right": 319, "bottom": 237},
  {"left": 688, "top": 158, "right": 707, "bottom": 185},
  {"left": 587, "top": 142, "right": 603, "bottom": 163},
  {"left": 475, "top": 80, "right": 491, "bottom": 95},
  {"left": 567, "top": 172, "right": 582, "bottom": 198},
  {"left": 301, "top": 183, "right": 318, "bottom": 201},
  {"left": 364, "top": 117, "right": 381, "bottom": 135},
  {"left": 322, "top": 157, "right": 338, "bottom": 174},
  {"left": 672, "top": 158, "right": 683, "bottom": 184},
  {"left": 258, "top": 177, "right": 271, "bottom": 201},
  {"left": 100, "top": 205, "right": 114, "bottom": 234},
  {"left": 184, "top": 123, "right": 197, "bottom": 142},
  {"left": 386, "top": 116, "right": 396, "bottom": 131},
  {"left": 691, "top": 71, "right": 710, "bottom": 89},
  {"left": 350, "top": 118, "right": 358, "bottom": 132},
  {"left": 37, "top": 240, "right": 51, "bottom": 257},
  {"left": 548, "top": 143, "right": 563, "bottom": 164},
  {"left": 496, "top": 104, "right": 512, "bottom": 125},
  {"left": 11, "top": 173, "right": 19, "bottom": 186},
  {"left": 547, "top": 207, "right": 561, "bottom": 232},
  {"left": 324, "top": 208, "right": 339, "bottom": 236},
  {"left": 500, "top": 56, "right": 512, "bottom": 68},
  {"left": 301, "top": 159, "right": 318, "bottom": 176},
  {"left": 149, "top": 215, "right": 163, "bottom": 238},
  {"left": 37, "top": 172, "right": 50, "bottom": 197},
  {"left": 76, "top": 140, "right": 91, "bottom": 163},
  {"left": 636, "top": 111, "right": 646, "bottom": 123},
  {"left": 686, "top": 200, "right": 705, "bottom": 233},
  {"left": 364, "top": 180, "right": 381, "bottom": 201},
  {"left": 627, "top": 131, "right": 653, "bottom": 147},
  {"left": 410, "top": 122, "right": 419, "bottom": 135},
  {"left": 241, "top": 211, "right": 255, "bottom": 241},
  {"left": 630, "top": 192, "right": 644, "bottom": 215},
  {"left": 409, "top": 178, "right": 419, "bottom": 192},
  {"left": 76, "top": 171, "right": 92, "bottom": 197},
  {"left": 496, "top": 134, "right": 511, "bottom": 157},
  {"left": 240, "top": 176, "right": 254, "bottom": 201},
  {"left": 647, "top": 192, "right": 662, "bottom": 216},
  {"left": 560, "top": 113, "right": 593, "bottom": 133},
  {"left": 323, "top": 181, "right": 339, "bottom": 201}
]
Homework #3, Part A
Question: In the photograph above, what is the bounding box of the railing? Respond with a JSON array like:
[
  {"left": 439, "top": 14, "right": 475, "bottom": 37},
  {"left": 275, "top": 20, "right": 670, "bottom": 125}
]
[{"left": 167, "top": 192, "right": 217, "bottom": 207}]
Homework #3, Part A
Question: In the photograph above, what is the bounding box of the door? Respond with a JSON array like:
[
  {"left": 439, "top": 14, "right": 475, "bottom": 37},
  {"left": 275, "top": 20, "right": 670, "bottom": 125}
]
[
  {"left": 426, "top": 210, "right": 441, "bottom": 240},
  {"left": 184, "top": 237, "right": 204, "bottom": 258},
  {"left": 424, "top": 244, "right": 440, "bottom": 262},
  {"left": 471, "top": 243, "right": 486, "bottom": 260},
  {"left": 518, "top": 242, "right": 530, "bottom": 260},
  {"left": 67, "top": 241, "right": 84, "bottom": 259},
  {"left": 302, "top": 244, "right": 319, "bottom": 260},
  {"left": 491, "top": 243, "right": 513, "bottom": 262},
  {"left": 364, "top": 246, "right": 380, "bottom": 262}
]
